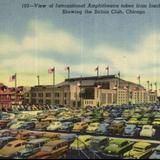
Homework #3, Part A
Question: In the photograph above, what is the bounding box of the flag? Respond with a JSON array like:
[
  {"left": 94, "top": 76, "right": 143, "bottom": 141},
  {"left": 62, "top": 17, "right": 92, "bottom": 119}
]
[
  {"left": 10, "top": 74, "right": 16, "bottom": 82},
  {"left": 117, "top": 71, "right": 120, "bottom": 77},
  {"left": 48, "top": 67, "right": 55, "bottom": 74},
  {"left": 95, "top": 66, "right": 99, "bottom": 71},
  {"left": 65, "top": 66, "right": 70, "bottom": 71},
  {"left": 106, "top": 66, "right": 109, "bottom": 71}
]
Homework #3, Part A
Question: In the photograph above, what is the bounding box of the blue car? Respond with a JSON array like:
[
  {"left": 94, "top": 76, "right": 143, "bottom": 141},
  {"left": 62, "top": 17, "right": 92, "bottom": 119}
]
[
  {"left": 58, "top": 122, "right": 74, "bottom": 132},
  {"left": 96, "top": 123, "right": 110, "bottom": 135},
  {"left": 123, "top": 124, "right": 140, "bottom": 137},
  {"left": 60, "top": 133, "right": 77, "bottom": 143},
  {"left": 0, "top": 136, "right": 15, "bottom": 149},
  {"left": 149, "top": 145, "right": 160, "bottom": 159},
  {"left": 19, "top": 122, "right": 35, "bottom": 130}
]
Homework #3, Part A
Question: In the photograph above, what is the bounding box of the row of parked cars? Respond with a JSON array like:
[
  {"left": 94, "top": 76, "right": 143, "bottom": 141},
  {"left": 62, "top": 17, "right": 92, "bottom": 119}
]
[
  {"left": 70, "top": 135, "right": 160, "bottom": 159},
  {"left": 0, "top": 129, "right": 77, "bottom": 159},
  {"left": 0, "top": 105, "right": 160, "bottom": 139},
  {"left": 0, "top": 129, "right": 159, "bottom": 159}
]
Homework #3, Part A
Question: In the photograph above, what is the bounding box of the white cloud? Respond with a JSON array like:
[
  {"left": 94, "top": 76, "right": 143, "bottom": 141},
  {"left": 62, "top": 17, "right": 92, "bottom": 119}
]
[{"left": 0, "top": 20, "right": 81, "bottom": 55}]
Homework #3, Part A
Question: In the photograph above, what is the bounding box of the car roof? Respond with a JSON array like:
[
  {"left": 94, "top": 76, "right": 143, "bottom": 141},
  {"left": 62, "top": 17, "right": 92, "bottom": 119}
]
[
  {"left": 27, "top": 138, "right": 48, "bottom": 144},
  {"left": 91, "top": 136, "right": 107, "bottom": 141},
  {"left": 110, "top": 139, "right": 128, "bottom": 145},
  {"left": 78, "top": 135, "right": 93, "bottom": 140},
  {"left": 45, "top": 139, "right": 66, "bottom": 146},
  {"left": 0, "top": 136, "right": 14, "bottom": 140},
  {"left": 134, "top": 142, "right": 151, "bottom": 148},
  {"left": 8, "top": 140, "right": 26, "bottom": 145}
]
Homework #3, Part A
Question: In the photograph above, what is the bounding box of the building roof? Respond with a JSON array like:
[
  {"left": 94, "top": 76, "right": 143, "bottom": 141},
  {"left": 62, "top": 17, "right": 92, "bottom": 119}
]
[{"left": 56, "top": 75, "right": 144, "bottom": 89}]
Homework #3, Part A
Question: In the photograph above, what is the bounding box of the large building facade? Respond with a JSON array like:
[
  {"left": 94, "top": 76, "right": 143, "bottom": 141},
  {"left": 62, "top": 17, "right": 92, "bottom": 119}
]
[{"left": 25, "top": 75, "right": 158, "bottom": 107}]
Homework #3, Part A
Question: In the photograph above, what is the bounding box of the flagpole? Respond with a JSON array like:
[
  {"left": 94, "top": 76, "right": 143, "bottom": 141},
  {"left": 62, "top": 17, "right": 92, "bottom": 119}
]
[
  {"left": 68, "top": 67, "right": 70, "bottom": 79},
  {"left": 138, "top": 76, "right": 140, "bottom": 85},
  {"left": 147, "top": 81, "right": 150, "bottom": 91},
  {"left": 15, "top": 73, "right": 17, "bottom": 106},
  {"left": 37, "top": 75, "right": 40, "bottom": 85},
  {"left": 53, "top": 68, "right": 55, "bottom": 105}
]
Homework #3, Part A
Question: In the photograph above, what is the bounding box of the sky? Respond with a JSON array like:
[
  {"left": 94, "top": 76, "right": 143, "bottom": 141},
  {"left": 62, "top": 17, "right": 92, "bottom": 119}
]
[{"left": 0, "top": 0, "right": 160, "bottom": 91}]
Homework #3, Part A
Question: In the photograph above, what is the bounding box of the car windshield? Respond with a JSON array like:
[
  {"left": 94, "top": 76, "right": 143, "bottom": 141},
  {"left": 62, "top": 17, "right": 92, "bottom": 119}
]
[
  {"left": 126, "top": 127, "right": 132, "bottom": 130},
  {"left": 6, "top": 143, "right": 13, "bottom": 147},
  {"left": 90, "top": 124, "right": 97, "bottom": 127},
  {"left": 155, "top": 150, "right": 160, "bottom": 154},
  {"left": 143, "top": 127, "right": 150, "bottom": 130},
  {"left": 133, "top": 147, "right": 145, "bottom": 152}
]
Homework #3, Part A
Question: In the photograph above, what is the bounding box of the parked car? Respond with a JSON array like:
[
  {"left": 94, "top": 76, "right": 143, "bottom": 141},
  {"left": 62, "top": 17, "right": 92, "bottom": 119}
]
[
  {"left": 9, "top": 121, "right": 25, "bottom": 129},
  {"left": 0, "top": 120, "right": 10, "bottom": 129},
  {"left": 123, "top": 142, "right": 153, "bottom": 159},
  {"left": 15, "top": 138, "right": 48, "bottom": 159},
  {"left": 96, "top": 123, "right": 110, "bottom": 135},
  {"left": 58, "top": 122, "right": 74, "bottom": 132},
  {"left": 123, "top": 124, "right": 140, "bottom": 137},
  {"left": 0, "top": 137, "right": 15, "bottom": 149},
  {"left": 60, "top": 134, "right": 77, "bottom": 144},
  {"left": 149, "top": 145, "right": 160, "bottom": 159},
  {"left": 108, "top": 121, "right": 125, "bottom": 136},
  {"left": 140, "top": 125, "right": 156, "bottom": 137},
  {"left": 88, "top": 136, "right": 109, "bottom": 152},
  {"left": 35, "top": 121, "right": 50, "bottom": 131},
  {"left": 28, "top": 140, "right": 69, "bottom": 159},
  {"left": 152, "top": 118, "right": 160, "bottom": 127},
  {"left": 72, "top": 122, "right": 88, "bottom": 133},
  {"left": 18, "top": 122, "right": 35, "bottom": 130},
  {"left": 46, "top": 121, "right": 62, "bottom": 131},
  {"left": 86, "top": 122, "right": 100, "bottom": 133},
  {"left": 127, "top": 118, "right": 139, "bottom": 125},
  {"left": 70, "top": 135, "right": 94, "bottom": 150},
  {"left": 138, "top": 118, "right": 152, "bottom": 125},
  {"left": 104, "top": 139, "right": 134, "bottom": 157},
  {"left": 0, "top": 140, "right": 27, "bottom": 158}
]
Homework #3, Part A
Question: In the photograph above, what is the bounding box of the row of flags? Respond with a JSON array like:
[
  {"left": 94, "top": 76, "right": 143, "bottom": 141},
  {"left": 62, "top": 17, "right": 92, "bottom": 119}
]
[{"left": 9, "top": 66, "right": 158, "bottom": 91}]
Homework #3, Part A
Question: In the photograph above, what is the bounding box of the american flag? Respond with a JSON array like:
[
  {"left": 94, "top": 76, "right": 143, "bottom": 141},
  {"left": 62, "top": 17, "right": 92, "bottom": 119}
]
[
  {"left": 48, "top": 67, "right": 55, "bottom": 74},
  {"left": 117, "top": 72, "right": 120, "bottom": 77},
  {"left": 65, "top": 66, "right": 70, "bottom": 71},
  {"left": 10, "top": 74, "right": 16, "bottom": 82},
  {"left": 137, "top": 75, "right": 140, "bottom": 80}
]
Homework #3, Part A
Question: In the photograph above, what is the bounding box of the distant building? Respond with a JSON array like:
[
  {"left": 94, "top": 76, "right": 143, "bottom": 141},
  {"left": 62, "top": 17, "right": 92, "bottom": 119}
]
[
  {"left": 25, "top": 75, "right": 157, "bottom": 107},
  {"left": 0, "top": 83, "right": 27, "bottom": 110}
]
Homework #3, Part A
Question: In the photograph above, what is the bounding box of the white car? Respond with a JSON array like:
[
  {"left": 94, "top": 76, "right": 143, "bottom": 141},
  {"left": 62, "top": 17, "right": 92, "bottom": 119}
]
[
  {"left": 46, "top": 121, "right": 62, "bottom": 131},
  {"left": 140, "top": 125, "right": 156, "bottom": 137}
]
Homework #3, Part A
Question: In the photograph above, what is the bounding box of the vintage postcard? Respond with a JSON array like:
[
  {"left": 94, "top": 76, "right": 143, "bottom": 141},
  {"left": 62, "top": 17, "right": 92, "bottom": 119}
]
[{"left": 0, "top": 0, "right": 160, "bottom": 159}]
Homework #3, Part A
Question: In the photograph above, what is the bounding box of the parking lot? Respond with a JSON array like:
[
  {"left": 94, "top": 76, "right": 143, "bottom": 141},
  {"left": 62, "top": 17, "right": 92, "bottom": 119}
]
[{"left": 0, "top": 104, "right": 160, "bottom": 159}]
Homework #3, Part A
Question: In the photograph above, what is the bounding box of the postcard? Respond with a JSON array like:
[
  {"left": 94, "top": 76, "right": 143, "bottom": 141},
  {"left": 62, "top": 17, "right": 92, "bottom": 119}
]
[{"left": 0, "top": 0, "right": 160, "bottom": 159}]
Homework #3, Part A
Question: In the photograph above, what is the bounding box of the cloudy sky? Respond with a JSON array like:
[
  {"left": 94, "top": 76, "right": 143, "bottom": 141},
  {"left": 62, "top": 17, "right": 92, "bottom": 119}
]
[{"left": 0, "top": 0, "right": 160, "bottom": 91}]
